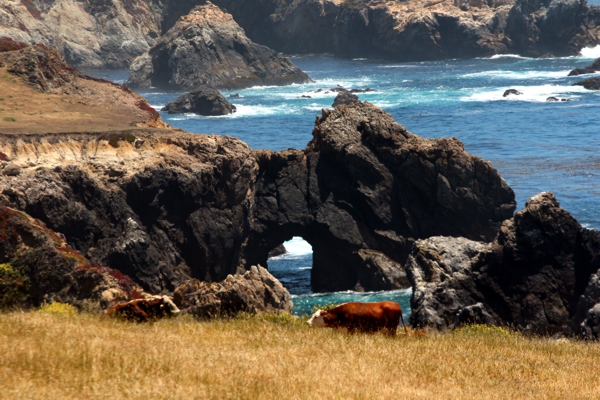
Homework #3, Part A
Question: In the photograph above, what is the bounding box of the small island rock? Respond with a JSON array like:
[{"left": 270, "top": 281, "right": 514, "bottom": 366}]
[
  {"left": 162, "top": 87, "right": 236, "bottom": 116},
  {"left": 127, "top": 2, "right": 311, "bottom": 90},
  {"left": 573, "top": 77, "right": 600, "bottom": 90}
]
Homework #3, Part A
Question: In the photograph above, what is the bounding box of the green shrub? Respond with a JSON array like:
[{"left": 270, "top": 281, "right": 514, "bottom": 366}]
[
  {"left": 454, "top": 324, "right": 518, "bottom": 338},
  {"left": 3, "top": 117, "right": 16, "bottom": 122}
]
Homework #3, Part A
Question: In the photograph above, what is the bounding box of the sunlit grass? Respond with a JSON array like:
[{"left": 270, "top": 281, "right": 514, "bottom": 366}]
[{"left": 1, "top": 312, "right": 599, "bottom": 399}]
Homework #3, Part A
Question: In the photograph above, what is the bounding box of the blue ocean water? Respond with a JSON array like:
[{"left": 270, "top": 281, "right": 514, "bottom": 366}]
[{"left": 91, "top": 46, "right": 600, "bottom": 316}]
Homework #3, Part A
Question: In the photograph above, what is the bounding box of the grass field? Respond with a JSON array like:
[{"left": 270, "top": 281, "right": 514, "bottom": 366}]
[{"left": 1, "top": 311, "right": 600, "bottom": 399}]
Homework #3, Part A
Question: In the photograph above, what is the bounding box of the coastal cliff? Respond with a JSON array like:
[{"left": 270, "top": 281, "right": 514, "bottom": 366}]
[{"left": 2, "top": 0, "right": 600, "bottom": 69}]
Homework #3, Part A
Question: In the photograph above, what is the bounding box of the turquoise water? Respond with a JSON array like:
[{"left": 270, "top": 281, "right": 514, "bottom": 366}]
[{"left": 92, "top": 46, "right": 600, "bottom": 316}]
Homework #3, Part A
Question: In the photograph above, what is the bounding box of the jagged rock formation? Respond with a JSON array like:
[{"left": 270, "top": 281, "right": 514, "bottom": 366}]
[
  {"left": 0, "top": 98, "right": 515, "bottom": 294},
  {"left": 126, "top": 3, "right": 311, "bottom": 90},
  {"left": 162, "top": 87, "right": 236, "bottom": 116},
  {"left": 573, "top": 76, "right": 600, "bottom": 90},
  {"left": 211, "top": 0, "right": 600, "bottom": 60},
  {"left": 2, "top": 0, "right": 599, "bottom": 68},
  {"left": 407, "top": 192, "right": 600, "bottom": 336},
  {"left": 332, "top": 90, "right": 359, "bottom": 107},
  {"left": 0, "top": 204, "right": 144, "bottom": 310},
  {"left": 0, "top": 0, "right": 162, "bottom": 68},
  {"left": 244, "top": 101, "right": 515, "bottom": 292},
  {"left": 173, "top": 265, "right": 293, "bottom": 318},
  {"left": 569, "top": 57, "right": 600, "bottom": 75}
]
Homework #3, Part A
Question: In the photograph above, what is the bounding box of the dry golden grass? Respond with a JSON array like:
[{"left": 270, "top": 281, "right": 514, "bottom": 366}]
[{"left": 1, "top": 312, "right": 600, "bottom": 399}]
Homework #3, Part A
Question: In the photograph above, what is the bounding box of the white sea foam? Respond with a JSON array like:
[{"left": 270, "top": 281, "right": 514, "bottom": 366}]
[
  {"left": 283, "top": 237, "right": 313, "bottom": 256},
  {"left": 579, "top": 45, "right": 600, "bottom": 59},
  {"left": 462, "top": 70, "right": 570, "bottom": 80},
  {"left": 460, "top": 84, "right": 588, "bottom": 103},
  {"left": 487, "top": 54, "right": 532, "bottom": 60}
]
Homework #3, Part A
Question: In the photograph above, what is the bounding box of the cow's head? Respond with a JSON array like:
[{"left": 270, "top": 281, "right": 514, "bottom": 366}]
[{"left": 307, "top": 309, "right": 327, "bottom": 327}]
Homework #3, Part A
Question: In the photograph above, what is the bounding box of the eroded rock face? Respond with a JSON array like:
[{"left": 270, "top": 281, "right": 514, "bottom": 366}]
[
  {"left": 173, "top": 265, "right": 293, "bottom": 318},
  {"left": 211, "top": 0, "right": 600, "bottom": 60},
  {"left": 126, "top": 3, "right": 311, "bottom": 90},
  {"left": 0, "top": 0, "right": 161, "bottom": 68},
  {"left": 162, "top": 87, "right": 236, "bottom": 116},
  {"left": 245, "top": 101, "right": 515, "bottom": 292},
  {"left": 0, "top": 100, "right": 515, "bottom": 294},
  {"left": 407, "top": 192, "right": 600, "bottom": 336}
]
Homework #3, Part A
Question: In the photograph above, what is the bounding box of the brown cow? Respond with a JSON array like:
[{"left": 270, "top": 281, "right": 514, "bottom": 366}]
[
  {"left": 307, "top": 301, "right": 408, "bottom": 335},
  {"left": 104, "top": 295, "right": 180, "bottom": 322}
]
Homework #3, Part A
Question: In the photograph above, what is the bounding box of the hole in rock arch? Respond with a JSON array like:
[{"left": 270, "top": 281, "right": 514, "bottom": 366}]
[{"left": 266, "top": 237, "right": 413, "bottom": 318}]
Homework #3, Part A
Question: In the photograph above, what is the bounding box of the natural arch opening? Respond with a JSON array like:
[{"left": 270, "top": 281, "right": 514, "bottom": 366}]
[{"left": 267, "top": 237, "right": 313, "bottom": 296}]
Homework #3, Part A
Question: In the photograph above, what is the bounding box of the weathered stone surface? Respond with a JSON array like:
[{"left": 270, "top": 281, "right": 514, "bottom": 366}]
[
  {"left": 211, "top": 0, "right": 600, "bottom": 60},
  {"left": 569, "top": 57, "right": 600, "bottom": 76},
  {"left": 127, "top": 3, "right": 311, "bottom": 90},
  {"left": 573, "top": 77, "right": 600, "bottom": 90},
  {"left": 407, "top": 192, "right": 600, "bottom": 336},
  {"left": 332, "top": 90, "right": 359, "bottom": 107},
  {"left": 0, "top": 0, "right": 161, "bottom": 68},
  {"left": 246, "top": 101, "right": 515, "bottom": 292},
  {"left": 173, "top": 265, "right": 293, "bottom": 318},
  {"left": 0, "top": 100, "right": 515, "bottom": 295},
  {"left": 162, "top": 87, "right": 236, "bottom": 116}
]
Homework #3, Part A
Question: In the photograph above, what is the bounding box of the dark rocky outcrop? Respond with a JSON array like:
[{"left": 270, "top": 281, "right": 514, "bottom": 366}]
[
  {"left": 127, "top": 3, "right": 311, "bottom": 90},
  {"left": 504, "top": 0, "right": 600, "bottom": 57},
  {"left": 407, "top": 192, "right": 600, "bottom": 336},
  {"left": 0, "top": 100, "right": 515, "bottom": 294},
  {"left": 569, "top": 57, "right": 600, "bottom": 76},
  {"left": 268, "top": 244, "right": 287, "bottom": 258},
  {"left": 503, "top": 89, "right": 522, "bottom": 97},
  {"left": 573, "top": 77, "right": 600, "bottom": 90},
  {"left": 173, "top": 265, "right": 293, "bottom": 318},
  {"left": 162, "top": 87, "right": 236, "bottom": 116},
  {"left": 332, "top": 90, "right": 359, "bottom": 107},
  {"left": 245, "top": 101, "right": 515, "bottom": 292}
]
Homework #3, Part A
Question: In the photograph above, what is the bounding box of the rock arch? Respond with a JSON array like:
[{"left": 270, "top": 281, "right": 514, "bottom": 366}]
[{"left": 240, "top": 102, "right": 516, "bottom": 292}]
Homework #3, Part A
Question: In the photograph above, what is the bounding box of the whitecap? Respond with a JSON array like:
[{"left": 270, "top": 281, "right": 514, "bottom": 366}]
[
  {"left": 487, "top": 54, "right": 533, "bottom": 60},
  {"left": 460, "top": 84, "right": 588, "bottom": 103},
  {"left": 461, "top": 70, "right": 570, "bottom": 80}
]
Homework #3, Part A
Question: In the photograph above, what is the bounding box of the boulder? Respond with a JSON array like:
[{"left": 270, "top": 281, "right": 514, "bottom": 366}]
[
  {"left": 407, "top": 192, "right": 600, "bottom": 336},
  {"left": 573, "top": 77, "right": 600, "bottom": 90},
  {"left": 173, "top": 265, "right": 293, "bottom": 318},
  {"left": 332, "top": 90, "right": 359, "bottom": 107},
  {"left": 503, "top": 88, "right": 522, "bottom": 97},
  {"left": 162, "top": 87, "right": 236, "bottom": 116},
  {"left": 568, "top": 57, "right": 600, "bottom": 76},
  {"left": 127, "top": 2, "right": 311, "bottom": 90},
  {"left": 268, "top": 244, "right": 287, "bottom": 258}
]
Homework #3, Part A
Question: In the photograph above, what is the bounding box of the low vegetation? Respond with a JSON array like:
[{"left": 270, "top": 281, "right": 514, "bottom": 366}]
[{"left": 1, "top": 312, "right": 600, "bottom": 399}]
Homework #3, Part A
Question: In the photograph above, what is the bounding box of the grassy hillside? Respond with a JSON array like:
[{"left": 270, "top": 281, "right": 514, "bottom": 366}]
[{"left": 1, "top": 312, "right": 600, "bottom": 399}]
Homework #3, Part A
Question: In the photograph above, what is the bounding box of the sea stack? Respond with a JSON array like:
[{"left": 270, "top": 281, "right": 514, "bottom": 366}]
[{"left": 127, "top": 2, "right": 311, "bottom": 90}]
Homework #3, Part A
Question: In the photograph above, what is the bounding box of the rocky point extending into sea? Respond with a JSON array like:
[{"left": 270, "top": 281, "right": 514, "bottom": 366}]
[{"left": 1, "top": 39, "right": 600, "bottom": 338}]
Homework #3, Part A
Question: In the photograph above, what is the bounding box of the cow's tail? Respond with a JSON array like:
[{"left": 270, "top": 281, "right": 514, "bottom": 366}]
[{"left": 400, "top": 312, "right": 409, "bottom": 336}]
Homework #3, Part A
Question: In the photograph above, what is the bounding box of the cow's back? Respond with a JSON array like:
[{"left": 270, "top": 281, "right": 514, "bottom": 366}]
[{"left": 326, "top": 301, "right": 402, "bottom": 333}]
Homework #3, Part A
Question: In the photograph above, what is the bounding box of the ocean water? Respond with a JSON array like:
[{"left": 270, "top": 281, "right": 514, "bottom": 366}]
[{"left": 91, "top": 46, "right": 600, "bottom": 317}]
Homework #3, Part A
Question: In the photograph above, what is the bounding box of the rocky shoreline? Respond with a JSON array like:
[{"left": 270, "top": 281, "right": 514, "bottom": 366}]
[{"left": 2, "top": 39, "right": 600, "bottom": 339}]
